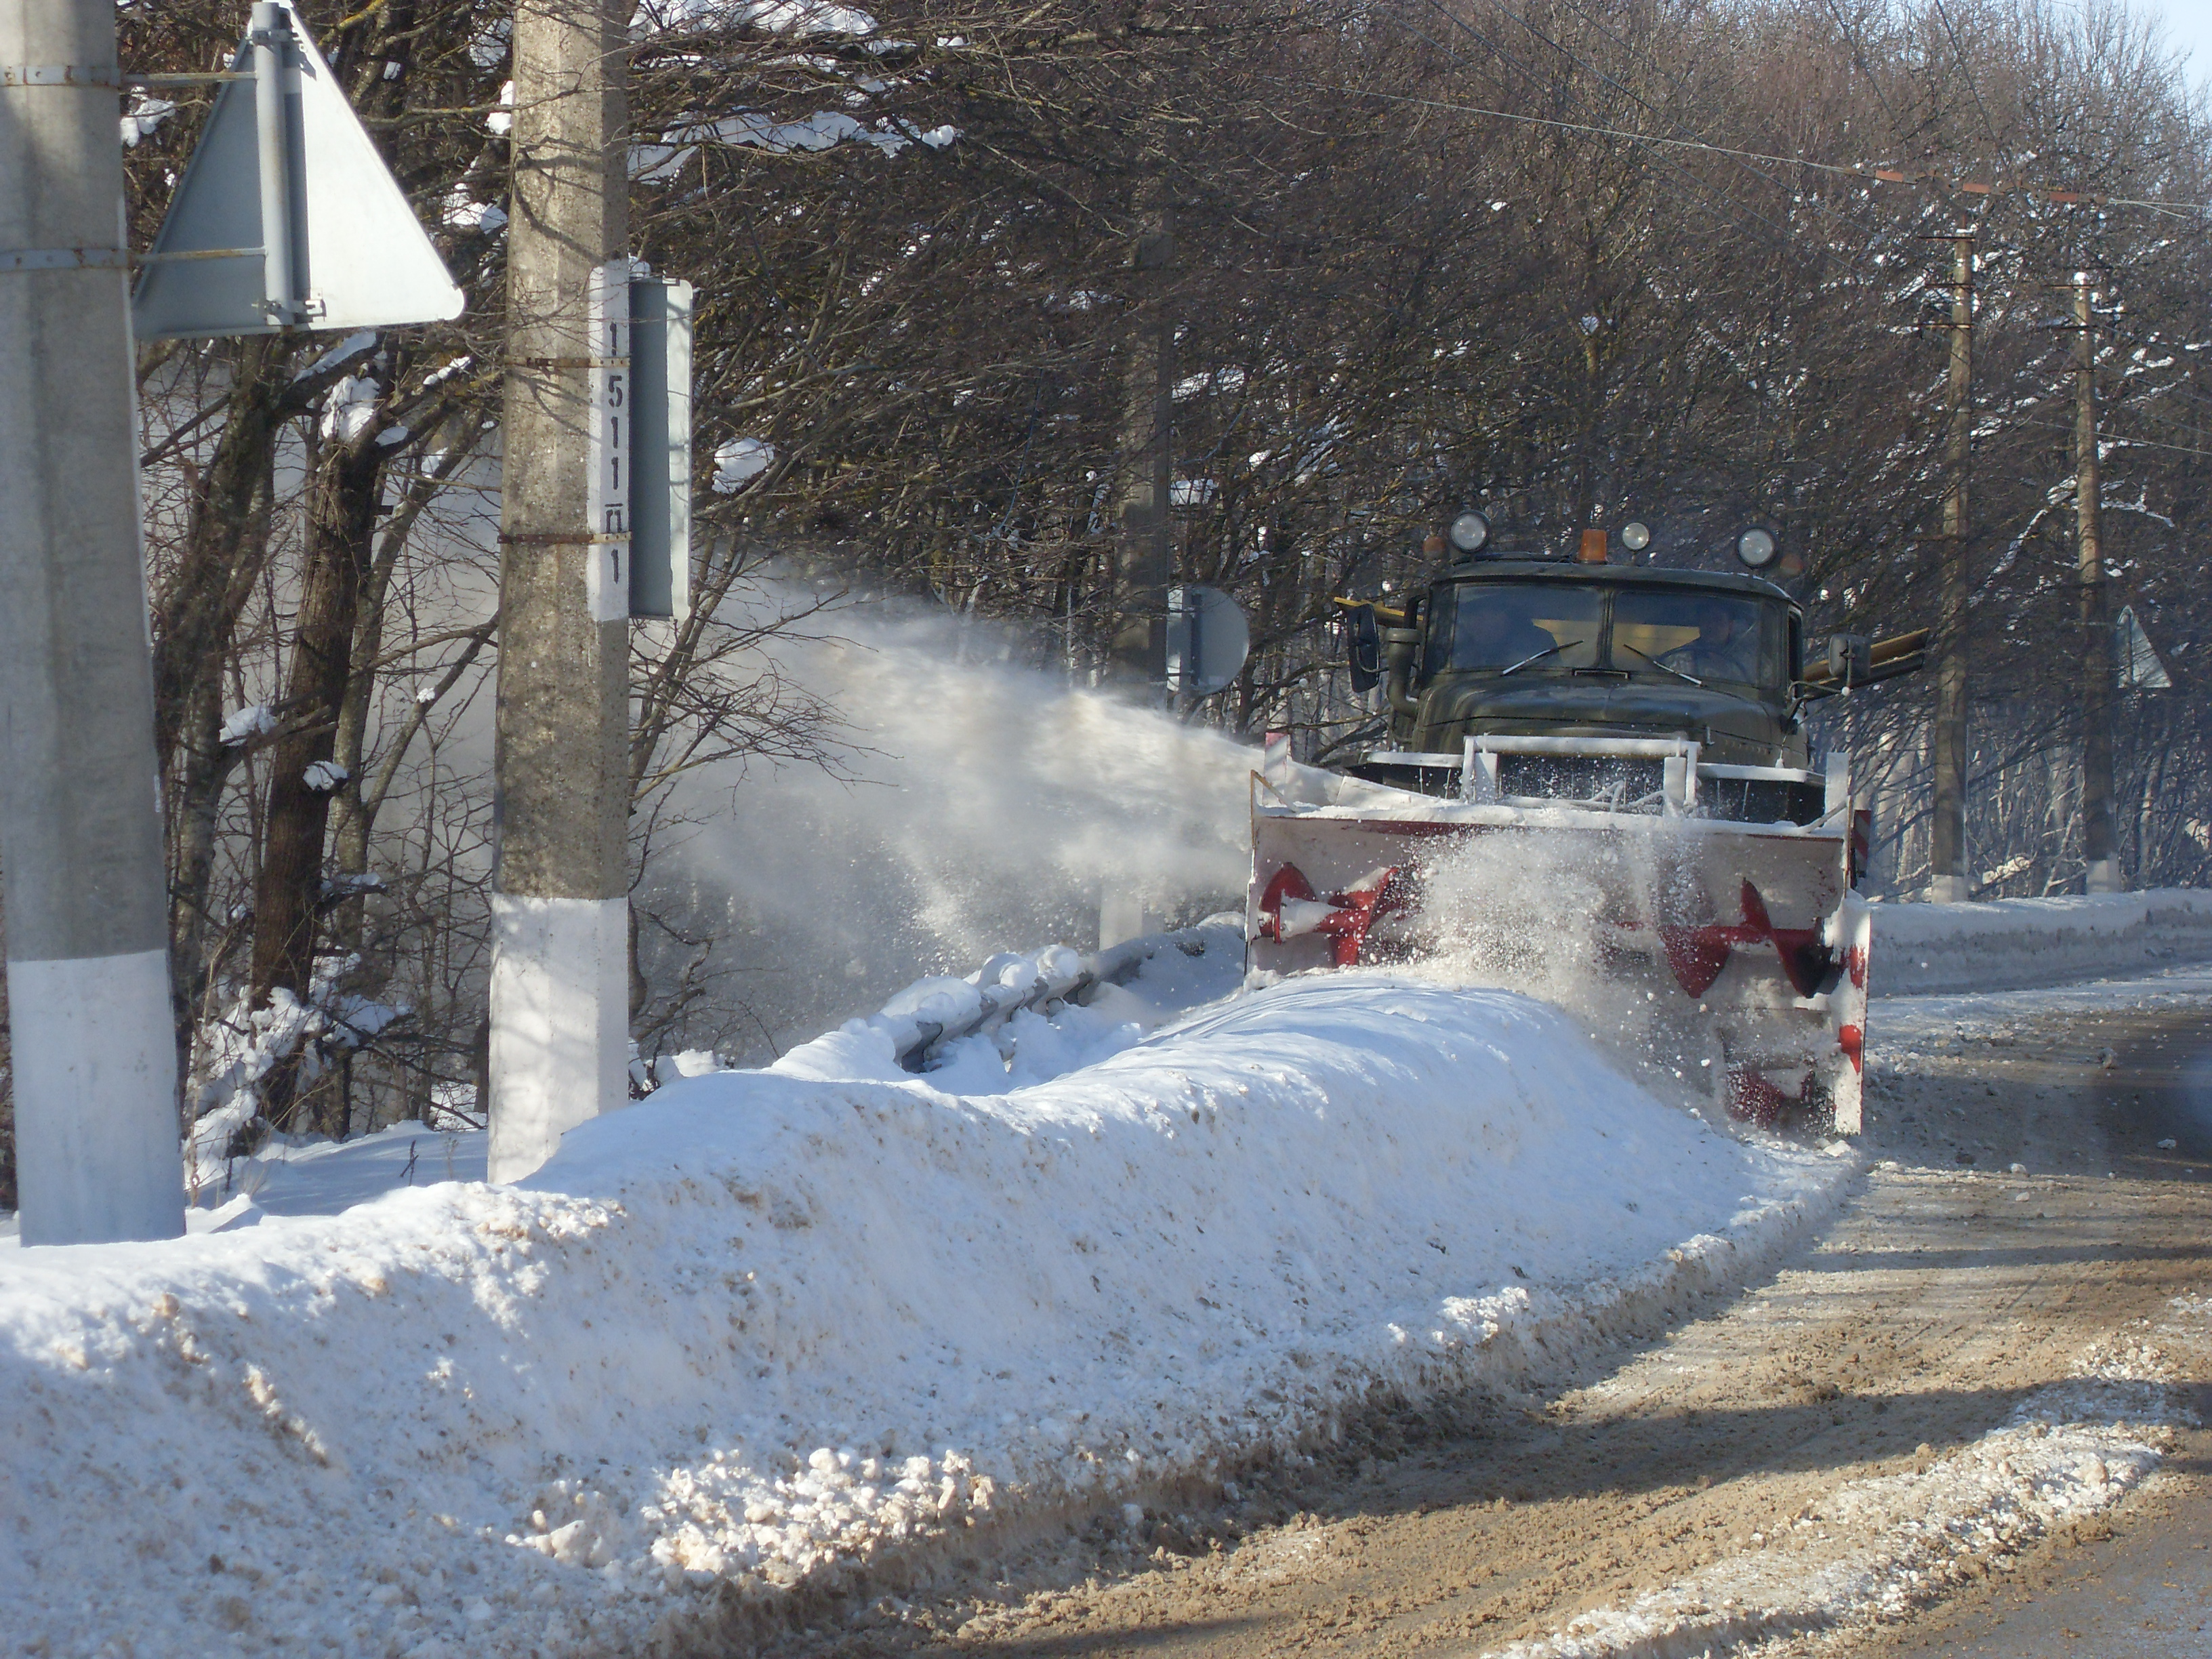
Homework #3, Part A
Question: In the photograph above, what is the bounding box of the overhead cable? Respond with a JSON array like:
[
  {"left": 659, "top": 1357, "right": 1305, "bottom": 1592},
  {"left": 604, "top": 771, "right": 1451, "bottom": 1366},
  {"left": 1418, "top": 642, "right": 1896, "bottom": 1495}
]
[
  {"left": 1400, "top": 0, "right": 1792, "bottom": 240},
  {"left": 1305, "top": 82, "right": 2212, "bottom": 222}
]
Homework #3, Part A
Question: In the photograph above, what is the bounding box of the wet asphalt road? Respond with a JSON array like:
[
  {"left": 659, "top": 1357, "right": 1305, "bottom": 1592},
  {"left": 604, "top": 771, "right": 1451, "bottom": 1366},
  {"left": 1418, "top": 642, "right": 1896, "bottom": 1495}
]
[{"left": 1852, "top": 1007, "right": 2212, "bottom": 1659}]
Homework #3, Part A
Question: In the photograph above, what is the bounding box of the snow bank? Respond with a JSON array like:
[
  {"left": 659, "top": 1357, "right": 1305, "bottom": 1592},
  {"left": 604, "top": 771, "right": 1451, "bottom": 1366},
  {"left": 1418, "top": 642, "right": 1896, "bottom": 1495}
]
[
  {"left": 1873, "top": 888, "right": 2212, "bottom": 996},
  {"left": 0, "top": 977, "right": 1852, "bottom": 1658}
]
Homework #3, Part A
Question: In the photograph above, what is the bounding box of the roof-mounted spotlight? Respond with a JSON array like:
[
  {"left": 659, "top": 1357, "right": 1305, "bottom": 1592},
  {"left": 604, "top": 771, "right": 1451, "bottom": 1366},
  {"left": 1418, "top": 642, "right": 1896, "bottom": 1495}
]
[
  {"left": 1448, "top": 509, "right": 1490, "bottom": 554},
  {"left": 1734, "top": 525, "right": 1780, "bottom": 571},
  {"left": 1619, "top": 520, "right": 1652, "bottom": 553}
]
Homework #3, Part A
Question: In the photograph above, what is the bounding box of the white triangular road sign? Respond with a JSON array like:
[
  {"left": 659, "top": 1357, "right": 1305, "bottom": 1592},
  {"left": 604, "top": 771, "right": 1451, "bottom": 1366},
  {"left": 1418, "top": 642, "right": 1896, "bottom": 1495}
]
[
  {"left": 134, "top": 1, "right": 463, "bottom": 338},
  {"left": 2115, "top": 605, "right": 2173, "bottom": 690}
]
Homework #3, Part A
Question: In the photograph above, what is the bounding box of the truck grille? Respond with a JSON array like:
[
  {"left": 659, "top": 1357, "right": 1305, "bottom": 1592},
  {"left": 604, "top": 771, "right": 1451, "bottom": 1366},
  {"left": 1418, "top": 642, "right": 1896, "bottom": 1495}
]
[
  {"left": 1348, "top": 753, "right": 1828, "bottom": 824},
  {"left": 1496, "top": 753, "right": 1665, "bottom": 809},
  {"left": 1698, "top": 774, "right": 1827, "bottom": 826}
]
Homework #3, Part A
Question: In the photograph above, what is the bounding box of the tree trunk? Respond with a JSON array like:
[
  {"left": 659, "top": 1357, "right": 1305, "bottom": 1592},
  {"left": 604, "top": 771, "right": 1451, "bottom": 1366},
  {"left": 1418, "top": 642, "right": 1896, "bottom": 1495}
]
[
  {"left": 168, "top": 674, "right": 246, "bottom": 1087},
  {"left": 164, "top": 457, "right": 277, "bottom": 1093},
  {"left": 150, "top": 338, "right": 293, "bottom": 773},
  {"left": 249, "top": 426, "right": 384, "bottom": 1135}
]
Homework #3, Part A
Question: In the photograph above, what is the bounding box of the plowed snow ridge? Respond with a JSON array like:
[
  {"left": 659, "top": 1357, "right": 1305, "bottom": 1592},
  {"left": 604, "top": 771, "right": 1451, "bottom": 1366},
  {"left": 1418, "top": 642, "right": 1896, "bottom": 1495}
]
[{"left": 1, "top": 964, "right": 1855, "bottom": 1659}]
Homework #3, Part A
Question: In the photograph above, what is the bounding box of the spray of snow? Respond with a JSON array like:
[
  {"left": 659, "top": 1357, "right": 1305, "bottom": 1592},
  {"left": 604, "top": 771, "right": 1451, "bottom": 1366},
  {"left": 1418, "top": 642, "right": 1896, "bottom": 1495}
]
[
  {"left": 1408, "top": 826, "right": 1727, "bottom": 1101},
  {"left": 655, "top": 603, "right": 1253, "bottom": 1048}
]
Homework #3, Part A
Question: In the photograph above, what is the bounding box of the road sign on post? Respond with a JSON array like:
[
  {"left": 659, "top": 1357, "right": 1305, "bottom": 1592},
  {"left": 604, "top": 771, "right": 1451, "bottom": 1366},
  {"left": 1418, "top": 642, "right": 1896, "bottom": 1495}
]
[
  {"left": 3, "top": 0, "right": 465, "bottom": 1244},
  {"left": 132, "top": 0, "right": 462, "bottom": 337},
  {"left": 2116, "top": 605, "right": 2172, "bottom": 691},
  {"left": 1164, "top": 585, "right": 1250, "bottom": 698},
  {"left": 628, "top": 276, "right": 694, "bottom": 621}
]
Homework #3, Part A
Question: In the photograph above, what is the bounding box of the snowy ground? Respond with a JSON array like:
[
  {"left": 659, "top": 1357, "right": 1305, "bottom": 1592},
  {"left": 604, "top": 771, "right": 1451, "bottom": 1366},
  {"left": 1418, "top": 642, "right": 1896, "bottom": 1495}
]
[
  {"left": 0, "top": 926, "right": 1858, "bottom": 1659},
  {"left": 6, "top": 905, "right": 2208, "bottom": 1659},
  {"left": 125, "top": 926, "right": 2212, "bottom": 1244},
  {"left": 780, "top": 971, "right": 2212, "bottom": 1659},
  {"left": 1869, "top": 889, "right": 2212, "bottom": 998},
  {"left": 1870, "top": 960, "right": 2212, "bottom": 1054}
]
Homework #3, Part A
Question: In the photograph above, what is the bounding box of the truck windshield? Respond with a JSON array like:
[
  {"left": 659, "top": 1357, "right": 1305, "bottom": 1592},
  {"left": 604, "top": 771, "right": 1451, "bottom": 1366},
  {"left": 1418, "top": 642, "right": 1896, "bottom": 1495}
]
[
  {"left": 1433, "top": 583, "right": 1602, "bottom": 673},
  {"left": 1611, "top": 589, "right": 1784, "bottom": 691}
]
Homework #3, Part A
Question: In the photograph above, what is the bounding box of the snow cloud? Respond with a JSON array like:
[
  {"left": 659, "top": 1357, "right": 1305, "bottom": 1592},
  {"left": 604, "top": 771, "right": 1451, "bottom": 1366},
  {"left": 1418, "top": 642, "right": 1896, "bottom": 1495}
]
[{"left": 655, "top": 598, "right": 1253, "bottom": 1047}]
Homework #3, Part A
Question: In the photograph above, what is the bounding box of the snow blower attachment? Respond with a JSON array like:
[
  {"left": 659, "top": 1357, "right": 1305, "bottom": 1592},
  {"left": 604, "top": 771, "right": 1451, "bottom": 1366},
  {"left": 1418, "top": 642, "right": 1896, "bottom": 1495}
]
[{"left": 1249, "top": 523, "right": 1925, "bottom": 1134}]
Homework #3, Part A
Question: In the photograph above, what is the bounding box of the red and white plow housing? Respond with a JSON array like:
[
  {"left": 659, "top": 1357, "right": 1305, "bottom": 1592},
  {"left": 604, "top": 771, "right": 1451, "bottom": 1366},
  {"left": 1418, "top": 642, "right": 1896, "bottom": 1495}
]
[{"left": 1247, "top": 735, "right": 1873, "bottom": 1134}]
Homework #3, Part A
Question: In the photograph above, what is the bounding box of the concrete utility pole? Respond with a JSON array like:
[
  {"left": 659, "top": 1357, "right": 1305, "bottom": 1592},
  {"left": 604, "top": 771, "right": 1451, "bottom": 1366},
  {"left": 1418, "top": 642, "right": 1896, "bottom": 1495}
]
[
  {"left": 488, "top": 0, "right": 631, "bottom": 1181},
  {"left": 0, "top": 3, "right": 186, "bottom": 1242},
  {"left": 1927, "top": 231, "right": 1975, "bottom": 904},
  {"left": 2073, "top": 270, "right": 2122, "bottom": 894}
]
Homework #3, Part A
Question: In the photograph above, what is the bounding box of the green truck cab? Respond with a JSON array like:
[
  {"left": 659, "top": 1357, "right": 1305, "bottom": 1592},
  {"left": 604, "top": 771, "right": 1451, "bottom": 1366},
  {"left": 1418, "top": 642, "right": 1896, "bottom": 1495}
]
[
  {"left": 1338, "top": 537, "right": 1925, "bottom": 825},
  {"left": 1382, "top": 559, "right": 1806, "bottom": 763}
]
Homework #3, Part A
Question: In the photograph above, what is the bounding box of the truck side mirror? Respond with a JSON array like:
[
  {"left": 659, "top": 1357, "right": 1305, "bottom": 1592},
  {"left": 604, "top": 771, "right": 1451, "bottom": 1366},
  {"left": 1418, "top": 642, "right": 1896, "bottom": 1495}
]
[
  {"left": 1345, "top": 605, "right": 1382, "bottom": 693},
  {"left": 1826, "top": 634, "right": 1872, "bottom": 687}
]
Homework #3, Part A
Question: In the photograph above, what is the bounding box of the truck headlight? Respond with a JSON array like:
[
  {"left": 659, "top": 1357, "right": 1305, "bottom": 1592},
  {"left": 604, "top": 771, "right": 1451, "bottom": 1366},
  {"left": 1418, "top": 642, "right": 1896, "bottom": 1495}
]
[{"left": 1736, "top": 527, "right": 1779, "bottom": 569}]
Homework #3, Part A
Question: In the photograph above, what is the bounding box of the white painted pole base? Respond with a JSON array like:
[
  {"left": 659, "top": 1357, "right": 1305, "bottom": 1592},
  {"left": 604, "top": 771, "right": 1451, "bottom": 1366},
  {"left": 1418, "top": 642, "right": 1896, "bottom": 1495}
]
[
  {"left": 10, "top": 949, "right": 184, "bottom": 1244},
  {"left": 1925, "top": 874, "right": 1971, "bottom": 905},
  {"left": 487, "top": 893, "right": 628, "bottom": 1183},
  {"left": 2084, "top": 859, "right": 2125, "bottom": 895}
]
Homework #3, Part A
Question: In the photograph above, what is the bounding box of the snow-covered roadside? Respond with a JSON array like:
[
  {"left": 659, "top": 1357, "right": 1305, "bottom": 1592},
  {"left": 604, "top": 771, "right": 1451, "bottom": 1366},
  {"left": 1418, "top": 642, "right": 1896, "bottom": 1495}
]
[
  {"left": 81, "top": 925, "right": 1247, "bottom": 1235},
  {"left": 1871, "top": 889, "right": 2212, "bottom": 997},
  {"left": 1869, "top": 958, "right": 2212, "bottom": 1050},
  {"left": 1, "top": 973, "right": 1856, "bottom": 1659}
]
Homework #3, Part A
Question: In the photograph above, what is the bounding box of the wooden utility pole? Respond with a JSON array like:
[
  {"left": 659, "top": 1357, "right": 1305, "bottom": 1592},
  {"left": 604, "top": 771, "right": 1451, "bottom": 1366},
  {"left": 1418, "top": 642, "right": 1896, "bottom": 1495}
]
[
  {"left": 1927, "top": 232, "right": 1974, "bottom": 903},
  {"left": 2073, "top": 270, "right": 2121, "bottom": 893},
  {"left": 488, "top": 0, "right": 632, "bottom": 1181},
  {"left": 1113, "top": 185, "right": 1174, "bottom": 695},
  {"left": 1100, "top": 185, "right": 1174, "bottom": 948}
]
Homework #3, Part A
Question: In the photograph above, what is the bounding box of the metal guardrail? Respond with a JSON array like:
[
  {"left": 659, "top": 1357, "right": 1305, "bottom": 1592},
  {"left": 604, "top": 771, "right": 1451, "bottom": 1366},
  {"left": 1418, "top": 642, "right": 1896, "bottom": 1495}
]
[{"left": 888, "top": 924, "right": 1224, "bottom": 1072}]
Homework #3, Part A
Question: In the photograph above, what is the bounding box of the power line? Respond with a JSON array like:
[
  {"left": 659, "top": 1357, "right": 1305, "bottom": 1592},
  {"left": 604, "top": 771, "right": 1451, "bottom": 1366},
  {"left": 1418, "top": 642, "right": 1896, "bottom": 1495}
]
[
  {"left": 1484, "top": 0, "right": 1843, "bottom": 237},
  {"left": 2096, "top": 398, "right": 2212, "bottom": 446},
  {"left": 1818, "top": 0, "right": 1908, "bottom": 146},
  {"left": 1925, "top": 0, "right": 2005, "bottom": 150},
  {"left": 2015, "top": 418, "right": 2212, "bottom": 460},
  {"left": 1305, "top": 82, "right": 2212, "bottom": 222},
  {"left": 1401, "top": 0, "right": 1793, "bottom": 241}
]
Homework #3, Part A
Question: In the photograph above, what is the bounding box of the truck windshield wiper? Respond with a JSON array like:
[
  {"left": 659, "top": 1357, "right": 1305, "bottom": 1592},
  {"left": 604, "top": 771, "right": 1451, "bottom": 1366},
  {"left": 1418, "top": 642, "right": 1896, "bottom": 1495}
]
[
  {"left": 1498, "top": 641, "right": 1565, "bottom": 676},
  {"left": 1616, "top": 642, "right": 1704, "bottom": 687}
]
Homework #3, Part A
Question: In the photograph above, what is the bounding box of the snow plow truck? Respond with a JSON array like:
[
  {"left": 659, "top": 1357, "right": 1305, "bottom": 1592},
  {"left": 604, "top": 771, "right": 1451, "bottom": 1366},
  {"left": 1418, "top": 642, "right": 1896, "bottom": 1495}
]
[{"left": 1247, "top": 515, "right": 1927, "bottom": 1134}]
